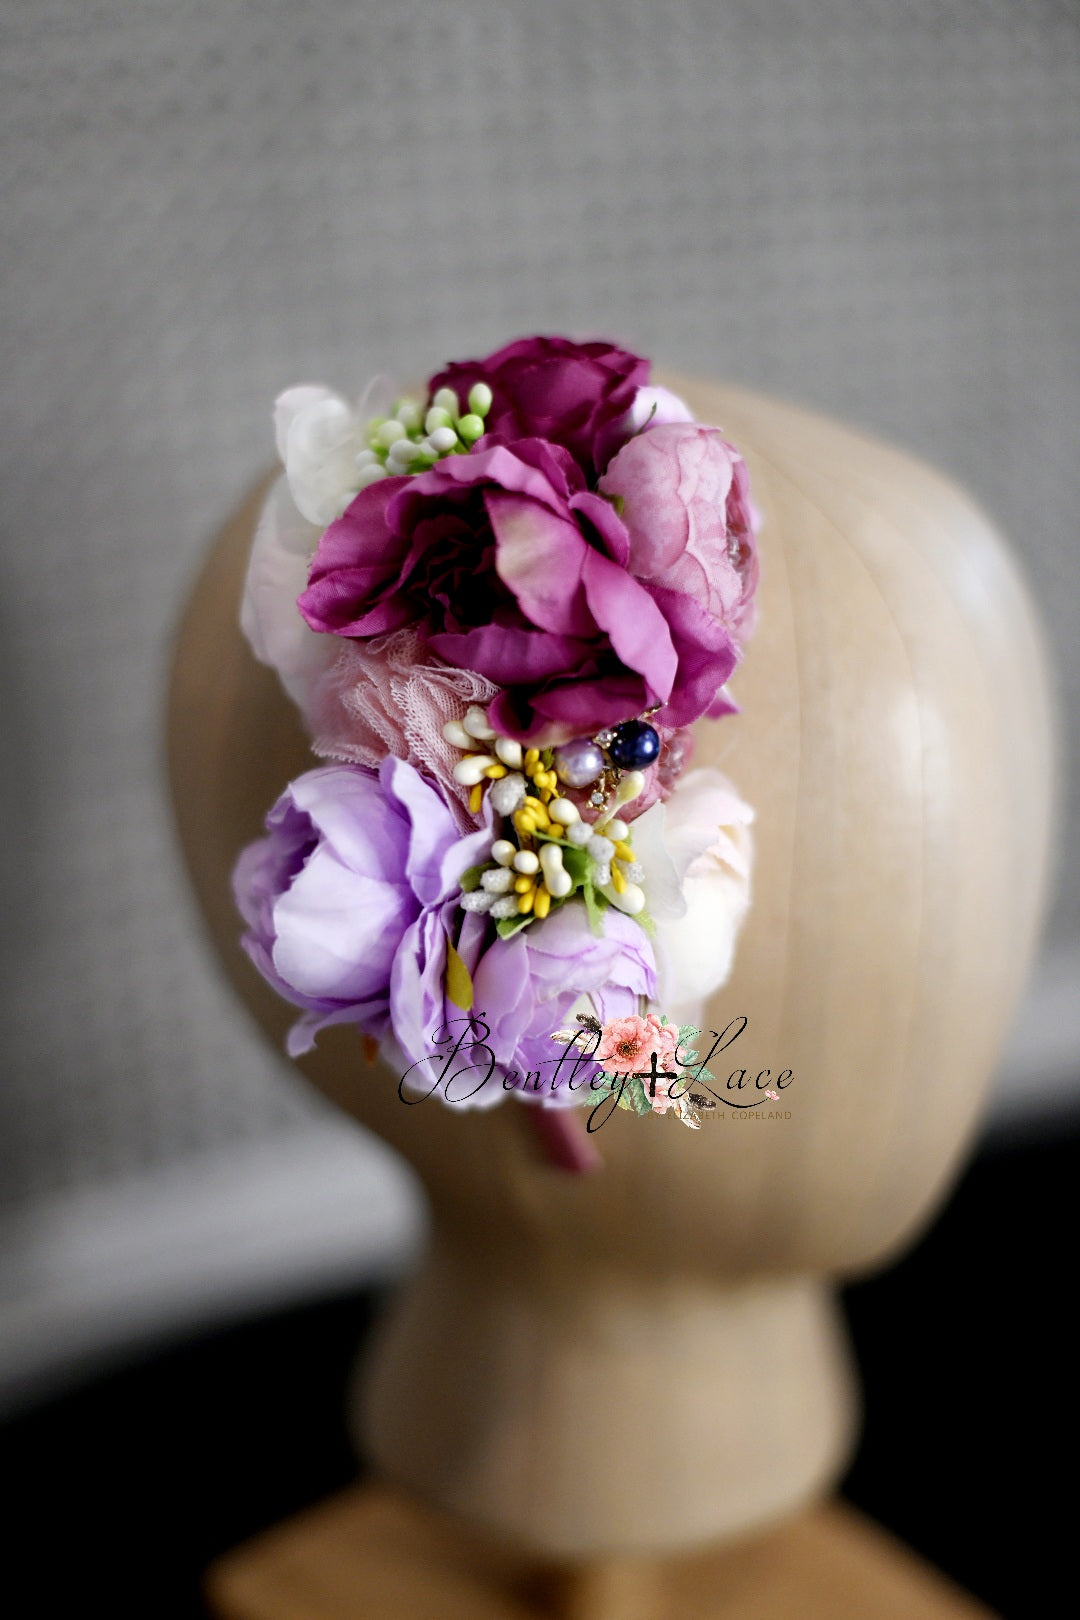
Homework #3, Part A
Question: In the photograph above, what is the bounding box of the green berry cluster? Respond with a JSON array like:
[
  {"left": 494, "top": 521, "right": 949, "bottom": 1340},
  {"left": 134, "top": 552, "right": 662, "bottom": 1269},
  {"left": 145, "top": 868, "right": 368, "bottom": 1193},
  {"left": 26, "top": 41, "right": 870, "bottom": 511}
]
[{"left": 354, "top": 383, "right": 493, "bottom": 487}]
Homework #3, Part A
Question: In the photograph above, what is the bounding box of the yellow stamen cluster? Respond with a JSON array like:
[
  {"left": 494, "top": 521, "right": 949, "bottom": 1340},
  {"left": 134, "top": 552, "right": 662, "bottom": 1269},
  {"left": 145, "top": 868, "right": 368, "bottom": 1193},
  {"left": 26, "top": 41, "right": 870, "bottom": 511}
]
[
  {"left": 523, "top": 748, "right": 558, "bottom": 801},
  {"left": 511, "top": 796, "right": 557, "bottom": 913},
  {"left": 446, "top": 706, "right": 527, "bottom": 816},
  {"left": 512, "top": 795, "right": 552, "bottom": 842},
  {"left": 512, "top": 873, "right": 553, "bottom": 919},
  {"left": 466, "top": 760, "right": 507, "bottom": 815},
  {"left": 609, "top": 837, "right": 635, "bottom": 893}
]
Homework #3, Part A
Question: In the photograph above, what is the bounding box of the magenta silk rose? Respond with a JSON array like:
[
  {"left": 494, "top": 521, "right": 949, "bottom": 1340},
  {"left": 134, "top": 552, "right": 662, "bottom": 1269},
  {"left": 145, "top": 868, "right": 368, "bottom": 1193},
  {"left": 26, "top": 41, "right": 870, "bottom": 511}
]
[
  {"left": 298, "top": 436, "right": 745, "bottom": 744},
  {"left": 429, "top": 335, "right": 648, "bottom": 481}
]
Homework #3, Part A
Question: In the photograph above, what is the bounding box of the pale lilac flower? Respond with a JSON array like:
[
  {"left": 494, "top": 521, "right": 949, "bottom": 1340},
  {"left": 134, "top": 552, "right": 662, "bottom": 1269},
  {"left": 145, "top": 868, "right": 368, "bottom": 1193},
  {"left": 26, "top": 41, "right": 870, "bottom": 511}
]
[{"left": 232, "top": 758, "right": 490, "bottom": 1059}]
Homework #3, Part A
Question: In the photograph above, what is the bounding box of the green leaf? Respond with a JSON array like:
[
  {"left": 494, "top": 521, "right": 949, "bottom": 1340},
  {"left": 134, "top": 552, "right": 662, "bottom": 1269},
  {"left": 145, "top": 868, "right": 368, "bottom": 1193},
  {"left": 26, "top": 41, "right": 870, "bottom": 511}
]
[
  {"left": 634, "top": 905, "right": 656, "bottom": 940},
  {"left": 458, "top": 863, "right": 486, "bottom": 893},
  {"left": 581, "top": 877, "right": 608, "bottom": 937},
  {"left": 495, "top": 911, "right": 533, "bottom": 938},
  {"left": 676, "top": 1023, "right": 702, "bottom": 1045},
  {"left": 624, "top": 1074, "right": 653, "bottom": 1116},
  {"left": 559, "top": 843, "right": 591, "bottom": 884}
]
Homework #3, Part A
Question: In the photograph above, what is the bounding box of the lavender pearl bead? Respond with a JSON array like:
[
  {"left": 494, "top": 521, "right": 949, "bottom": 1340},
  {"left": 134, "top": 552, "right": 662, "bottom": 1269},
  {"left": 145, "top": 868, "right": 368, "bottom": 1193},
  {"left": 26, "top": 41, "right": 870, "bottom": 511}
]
[{"left": 553, "top": 738, "right": 605, "bottom": 788}]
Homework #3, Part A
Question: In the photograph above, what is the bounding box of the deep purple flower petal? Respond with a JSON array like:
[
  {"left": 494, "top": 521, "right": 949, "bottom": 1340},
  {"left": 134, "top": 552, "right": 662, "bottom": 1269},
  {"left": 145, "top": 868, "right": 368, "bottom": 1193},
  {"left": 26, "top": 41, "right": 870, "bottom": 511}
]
[
  {"left": 580, "top": 546, "right": 678, "bottom": 703},
  {"left": 488, "top": 490, "right": 595, "bottom": 638},
  {"left": 429, "top": 623, "right": 596, "bottom": 686},
  {"left": 648, "top": 582, "right": 739, "bottom": 728},
  {"left": 294, "top": 344, "right": 759, "bottom": 746},
  {"left": 511, "top": 670, "right": 649, "bottom": 739},
  {"left": 428, "top": 336, "right": 649, "bottom": 479}
]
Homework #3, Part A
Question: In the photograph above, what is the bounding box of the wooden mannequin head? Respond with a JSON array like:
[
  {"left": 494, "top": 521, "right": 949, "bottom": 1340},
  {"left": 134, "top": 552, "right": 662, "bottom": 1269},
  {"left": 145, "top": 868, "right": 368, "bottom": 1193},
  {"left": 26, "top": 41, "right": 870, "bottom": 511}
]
[{"left": 169, "top": 379, "right": 1054, "bottom": 1556}]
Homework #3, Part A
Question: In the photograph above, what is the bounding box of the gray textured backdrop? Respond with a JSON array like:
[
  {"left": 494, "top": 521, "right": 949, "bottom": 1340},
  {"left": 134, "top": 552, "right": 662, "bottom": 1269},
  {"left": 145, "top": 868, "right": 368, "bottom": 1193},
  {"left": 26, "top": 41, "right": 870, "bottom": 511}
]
[{"left": 1, "top": 4, "right": 1078, "bottom": 1233}]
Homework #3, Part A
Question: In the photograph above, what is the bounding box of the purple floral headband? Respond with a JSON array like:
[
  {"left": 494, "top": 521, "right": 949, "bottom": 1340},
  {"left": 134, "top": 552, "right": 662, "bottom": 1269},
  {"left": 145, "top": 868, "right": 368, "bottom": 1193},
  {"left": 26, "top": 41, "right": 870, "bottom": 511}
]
[{"left": 234, "top": 336, "right": 758, "bottom": 1167}]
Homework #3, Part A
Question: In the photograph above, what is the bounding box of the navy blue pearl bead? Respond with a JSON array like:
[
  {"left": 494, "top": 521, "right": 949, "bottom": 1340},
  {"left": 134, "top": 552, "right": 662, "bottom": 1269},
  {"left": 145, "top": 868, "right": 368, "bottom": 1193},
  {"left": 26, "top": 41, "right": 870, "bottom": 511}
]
[{"left": 608, "top": 721, "right": 660, "bottom": 770}]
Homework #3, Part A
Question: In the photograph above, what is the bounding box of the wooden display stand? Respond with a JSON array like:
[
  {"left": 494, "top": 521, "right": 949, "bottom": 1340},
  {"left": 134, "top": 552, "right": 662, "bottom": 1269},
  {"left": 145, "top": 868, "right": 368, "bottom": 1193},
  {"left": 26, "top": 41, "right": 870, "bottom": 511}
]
[
  {"left": 169, "top": 380, "right": 1054, "bottom": 1616},
  {"left": 205, "top": 1484, "right": 994, "bottom": 1619}
]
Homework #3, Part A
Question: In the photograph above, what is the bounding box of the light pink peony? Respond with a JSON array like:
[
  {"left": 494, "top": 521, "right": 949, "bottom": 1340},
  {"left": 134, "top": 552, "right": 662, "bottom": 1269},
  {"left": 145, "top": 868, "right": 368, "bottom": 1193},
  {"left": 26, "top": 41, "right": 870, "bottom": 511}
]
[{"left": 599, "top": 422, "right": 759, "bottom": 645}]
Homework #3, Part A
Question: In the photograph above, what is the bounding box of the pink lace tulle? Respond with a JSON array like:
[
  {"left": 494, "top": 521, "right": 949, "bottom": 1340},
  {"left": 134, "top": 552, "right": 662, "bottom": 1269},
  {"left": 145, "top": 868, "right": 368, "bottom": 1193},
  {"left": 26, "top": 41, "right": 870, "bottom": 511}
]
[
  {"left": 309, "top": 630, "right": 499, "bottom": 831},
  {"left": 308, "top": 629, "right": 693, "bottom": 829}
]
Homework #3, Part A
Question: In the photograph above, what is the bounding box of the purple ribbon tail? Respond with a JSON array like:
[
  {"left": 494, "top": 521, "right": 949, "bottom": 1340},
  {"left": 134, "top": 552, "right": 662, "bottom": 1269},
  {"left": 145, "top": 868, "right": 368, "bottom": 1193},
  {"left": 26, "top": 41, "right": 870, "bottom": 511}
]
[{"left": 526, "top": 1104, "right": 603, "bottom": 1175}]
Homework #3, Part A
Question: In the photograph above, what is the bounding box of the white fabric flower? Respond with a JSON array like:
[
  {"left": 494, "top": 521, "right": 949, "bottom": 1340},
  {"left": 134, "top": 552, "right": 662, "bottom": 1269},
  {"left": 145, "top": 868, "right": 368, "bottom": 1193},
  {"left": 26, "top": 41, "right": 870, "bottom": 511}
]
[
  {"left": 623, "top": 383, "right": 695, "bottom": 435},
  {"left": 274, "top": 384, "right": 370, "bottom": 528},
  {"left": 239, "top": 474, "right": 336, "bottom": 717},
  {"left": 637, "top": 768, "right": 754, "bottom": 1017}
]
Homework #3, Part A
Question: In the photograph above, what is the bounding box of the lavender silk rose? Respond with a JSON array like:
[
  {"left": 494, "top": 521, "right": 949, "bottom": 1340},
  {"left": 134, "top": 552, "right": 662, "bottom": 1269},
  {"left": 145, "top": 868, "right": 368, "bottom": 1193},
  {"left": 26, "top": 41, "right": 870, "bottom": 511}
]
[
  {"left": 233, "top": 756, "right": 658, "bottom": 1104},
  {"left": 429, "top": 335, "right": 648, "bottom": 481},
  {"left": 468, "top": 902, "right": 657, "bottom": 1106},
  {"left": 232, "top": 758, "right": 491, "bottom": 1060}
]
